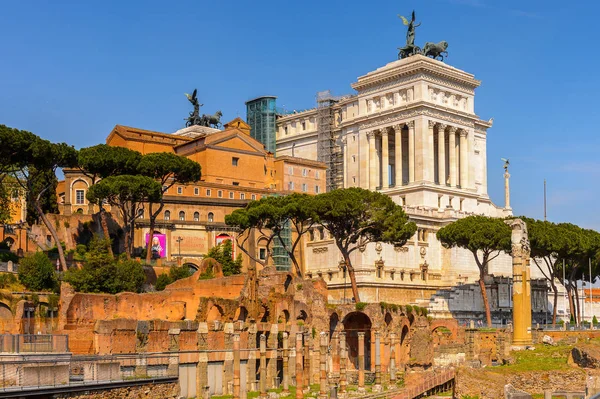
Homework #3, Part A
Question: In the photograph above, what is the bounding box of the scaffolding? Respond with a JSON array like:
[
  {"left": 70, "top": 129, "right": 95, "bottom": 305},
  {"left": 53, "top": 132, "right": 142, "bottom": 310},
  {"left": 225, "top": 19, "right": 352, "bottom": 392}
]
[{"left": 316, "top": 90, "right": 343, "bottom": 192}]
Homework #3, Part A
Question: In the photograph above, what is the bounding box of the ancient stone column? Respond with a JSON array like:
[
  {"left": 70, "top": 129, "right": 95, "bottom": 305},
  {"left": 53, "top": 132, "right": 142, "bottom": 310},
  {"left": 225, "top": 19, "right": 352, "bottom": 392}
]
[
  {"left": 437, "top": 124, "right": 446, "bottom": 185},
  {"left": 339, "top": 332, "right": 347, "bottom": 395},
  {"left": 448, "top": 127, "right": 457, "bottom": 187},
  {"left": 460, "top": 130, "right": 469, "bottom": 189},
  {"left": 428, "top": 120, "right": 436, "bottom": 184},
  {"left": 282, "top": 332, "right": 289, "bottom": 394},
  {"left": 358, "top": 332, "right": 365, "bottom": 393},
  {"left": 381, "top": 128, "right": 390, "bottom": 189},
  {"left": 319, "top": 332, "right": 328, "bottom": 399},
  {"left": 368, "top": 131, "right": 376, "bottom": 190},
  {"left": 233, "top": 333, "right": 241, "bottom": 399},
  {"left": 394, "top": 124, "right": 403, "bottom": 186},
  {"left": 260, "top": 334, "right": 267, "bottom": 399},
  {"left": 374, "top": 331, "right": 382, "bottom": 392},
  {"left": 304, "top": 332, "right": 311, "bottom": 387},
  {"left": 407, "top": 121, "right": 415, "bottom": 183},
  {"left": 389, "top": 333, "right": 396, "bottom": 383},
  {"left": 505, "top": 219, "right": 532, "bottom": 347},
  {"left": 296, "top": 333, "right": 304, "bottom": 399},
  {"left": 504, "top": 170, "right": 511, "bottom": 210}
]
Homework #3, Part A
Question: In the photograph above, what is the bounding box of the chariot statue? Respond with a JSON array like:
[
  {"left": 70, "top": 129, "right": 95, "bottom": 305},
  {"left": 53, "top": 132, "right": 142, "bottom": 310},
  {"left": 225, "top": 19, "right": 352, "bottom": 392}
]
[
  {"left": 184, "top": 89, "right": 223, "bottom": 129},
  {"left": 423, "top": 41, "right": 449, "bottom": 61},
  {"left": 398, "top": 11, "right": 421, "bottom": 59}
]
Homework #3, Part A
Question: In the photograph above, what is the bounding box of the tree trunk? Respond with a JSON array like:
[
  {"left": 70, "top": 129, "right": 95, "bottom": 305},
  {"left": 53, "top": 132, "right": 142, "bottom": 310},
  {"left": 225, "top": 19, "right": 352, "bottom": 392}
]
[
  {"left": 551, "top": 283, "right": 559, "bottom": 326},
  {"left": 342, "top": 252, "right": 360, "bottom": 303},
  {"left": 99, "top": 207, "right": 113, "bottom": 257},
  {"left": 34, "top": 201, "right": 67, "bottom": 271},
  {"left": 573, "top": 282, "right": 581, "bottom": 326},
  {"left": 566, "top": 284, "right": 576, "bottom": 324},
  {"left": 479, "top": 273, "right": 492, "bottom": 327},
  {"left": 145, "top": 203, "right": 155, "bottom": 264}
]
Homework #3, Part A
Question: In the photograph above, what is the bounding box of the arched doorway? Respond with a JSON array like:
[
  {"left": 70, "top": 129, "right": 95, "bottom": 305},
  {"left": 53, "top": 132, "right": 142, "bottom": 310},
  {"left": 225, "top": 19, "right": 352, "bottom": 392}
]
[{"left": 342, "top": 312, "right": 372, "bottom": 370}]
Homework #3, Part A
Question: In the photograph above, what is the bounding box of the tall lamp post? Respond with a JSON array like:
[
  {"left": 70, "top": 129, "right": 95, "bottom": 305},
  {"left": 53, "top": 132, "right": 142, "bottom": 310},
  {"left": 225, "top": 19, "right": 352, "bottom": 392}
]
[{"left": 176, "top": 236, "right": 183, "bottom": 265}]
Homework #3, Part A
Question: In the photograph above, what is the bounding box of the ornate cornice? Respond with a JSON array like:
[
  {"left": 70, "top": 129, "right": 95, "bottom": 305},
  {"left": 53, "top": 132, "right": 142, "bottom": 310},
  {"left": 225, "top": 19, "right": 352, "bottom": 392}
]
[{"left": 358, "top": 106, "right": 477, "bottom": 130}]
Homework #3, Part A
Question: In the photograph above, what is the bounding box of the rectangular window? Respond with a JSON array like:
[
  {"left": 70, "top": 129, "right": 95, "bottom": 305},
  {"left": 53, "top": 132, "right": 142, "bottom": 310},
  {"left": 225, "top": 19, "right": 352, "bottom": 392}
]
[
  {"left": 302, "top": 183, "right": 307, "bottom": 192},
  {"left": 194, "top": 187, "right": 199, "bottom": 195},
  {"left": 232, "top": 182, "right": 240, "bottom": 186},
  {"left": 302, "top": 169, "right": 307, "bottom": 177},
  {"left": 75, "top": 190, "right": 85, "bottom": 205},
  {"left": 259, "top": 248, "right": 266, "bottom": 260},
  {"left": 301, "top": 121, "right": 306, "bottom": 130},
  {"left": 288, "top": 181, "right": 294, "bottom": 190},
  {"left": 232, "top": 157, "right": 239, "bottom": 166},
  {"left": 315, "top": 171, "right": 320, "bottom": 179},
  {"left": 251, "top": 194, "right": 256, "bottom": 200},
  {"left": 315, "top": 185, "right": 320, "bottom": 194},
  {"left": 218, "top": 190, "right": 223, "bottom": 198},
  {"left": 229, "top": 192, "right": 234, "bottom": 199},
  {"left": 206, "top": 189, "right": 211, "bottom": 196},
  {"left": 177, "top": 187, "right": 183, "bottom": 194},
  {"left": 288, "top": 167, "right": 293, "bottom": 175},
  {"left": 240, "top": 193, "right": 246, "bottom": 200}
]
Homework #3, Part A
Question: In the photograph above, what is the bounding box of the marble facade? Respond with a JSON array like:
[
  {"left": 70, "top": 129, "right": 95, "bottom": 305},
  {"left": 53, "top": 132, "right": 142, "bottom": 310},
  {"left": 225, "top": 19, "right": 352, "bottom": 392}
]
[{"left": 275, "top": 55, "right": 547, "bottom": 313}]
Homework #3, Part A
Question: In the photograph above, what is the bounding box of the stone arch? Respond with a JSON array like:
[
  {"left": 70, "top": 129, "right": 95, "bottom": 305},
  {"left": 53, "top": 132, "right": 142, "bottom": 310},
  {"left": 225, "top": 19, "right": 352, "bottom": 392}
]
[
  {"left": 297, "top": 310, "right": 308, "bottom": 322},
  {"left": 430, "top": 319, "right": 458, "bottom": 340},
  {"left": 281, "top": 310, "right": 290, "bottom": 324},
  {"left": 329, "top": 312, "right": 339, "bottom": 341},
  {"left": 384, "top": 312, "right": 393, "bottom": 327},
  {"left": 207, "top": 304, "right": 224, "bottom": 322},
  {"left": 259, "top": 304, "right": 270, "bottom": 323},
  {"left": 183, "top": 262, "right": 199, "bottom": 273},
  {"left": 284, "top": 275, "right": 293, "bottom": 292},
  {"left": 343, "top": 312, "right": 372, "bottom": 370},
  {"left": 0, "top": 303, "right": 12, "bottom": 333},
  {"left": 399, "top": 324, "right": 411, "bottom": 364},
  {"left": 234, "top": 306, "right": 248, "bottom": 322}
]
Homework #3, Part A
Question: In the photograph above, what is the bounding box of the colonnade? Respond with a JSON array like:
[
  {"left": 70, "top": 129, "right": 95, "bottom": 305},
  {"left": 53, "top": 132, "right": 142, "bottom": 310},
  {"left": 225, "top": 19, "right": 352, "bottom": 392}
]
[{"left": 362, "top": 120, "right": 470, "bottom": 191}]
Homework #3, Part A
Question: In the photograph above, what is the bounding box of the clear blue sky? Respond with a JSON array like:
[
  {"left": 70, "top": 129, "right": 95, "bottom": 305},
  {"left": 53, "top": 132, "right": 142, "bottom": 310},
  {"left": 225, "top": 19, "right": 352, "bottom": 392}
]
[{"left": 1, "top": 0, "right": 598, "bottom": 229}]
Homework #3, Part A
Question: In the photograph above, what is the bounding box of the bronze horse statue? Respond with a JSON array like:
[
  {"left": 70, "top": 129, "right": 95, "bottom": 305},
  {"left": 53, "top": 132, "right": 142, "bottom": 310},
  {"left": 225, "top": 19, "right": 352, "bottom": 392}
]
[
  {"left": 423, "top": 41, "right": 449, "bottom": 61},
  {"left": 201, "top": 111, "right": 223, "bottom": 129}
]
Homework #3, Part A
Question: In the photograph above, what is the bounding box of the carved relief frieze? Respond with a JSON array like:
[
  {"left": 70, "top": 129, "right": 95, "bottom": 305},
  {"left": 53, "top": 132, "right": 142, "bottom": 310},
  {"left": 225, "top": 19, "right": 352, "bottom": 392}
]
[
  {"left": 359, "top": 108, "right": 475, "bottom": 131},
  {"left": 358, "top": 72, "right": 475, "bottom": 96},
  {"left": 312, "top": 247, "right": 328, "bottom": 254}
]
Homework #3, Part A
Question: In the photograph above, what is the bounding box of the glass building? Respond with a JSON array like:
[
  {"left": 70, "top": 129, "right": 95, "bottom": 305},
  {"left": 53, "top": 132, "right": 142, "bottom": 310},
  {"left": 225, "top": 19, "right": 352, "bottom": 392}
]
[{"left": 245, "top": 96, "right": 277, "bottom": 155}]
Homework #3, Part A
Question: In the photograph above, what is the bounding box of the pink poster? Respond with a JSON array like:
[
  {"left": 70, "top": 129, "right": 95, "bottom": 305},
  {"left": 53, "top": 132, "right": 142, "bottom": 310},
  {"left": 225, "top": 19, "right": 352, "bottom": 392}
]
[{"left": 146, "top": 233, "right": 167, "bottom": 259}]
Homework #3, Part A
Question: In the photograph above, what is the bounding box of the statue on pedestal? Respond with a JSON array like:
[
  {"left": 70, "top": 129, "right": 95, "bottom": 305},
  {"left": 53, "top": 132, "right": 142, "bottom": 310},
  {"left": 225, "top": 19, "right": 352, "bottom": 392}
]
[{"left": 184, "top": 89, "right": 223, "bottom": 129}]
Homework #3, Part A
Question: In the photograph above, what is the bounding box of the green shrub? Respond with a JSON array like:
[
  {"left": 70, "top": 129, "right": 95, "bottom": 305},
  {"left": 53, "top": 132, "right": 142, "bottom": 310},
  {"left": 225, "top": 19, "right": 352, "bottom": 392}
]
[
  {"left": 405, "top": 304, "right": 413, "bottom": 314},
  {"left": 0, "top": 273, "right": 17, "bottom": 289},
  {"left": 205, "top": 240, "right": 242, "bottom": 276},
  {"left": 18, "top": 252, "right": 58, "bottom": 291},
  {"left": 421, "top": 307, "right": 428, "bottom": 316},
  {"left": 593, "top": 315, "right": 598, "bottom": 326},
  {"left": 570, "top": 314, "right": 575, "bottom": 325},
  {"left": 0, "top": 251, "right": 18, "bottom": 262},
  {"left": 355, "top": 302, "right": 367, "bottom": 311},
  {"left": 64, "top": 235, "right": 145, "bottom": 294},
  {"left": 155, "top": 274, "right": 172, "bottom": 291},
  {"left": 154, "top": 265, "right": 193, "bottom": 291}
]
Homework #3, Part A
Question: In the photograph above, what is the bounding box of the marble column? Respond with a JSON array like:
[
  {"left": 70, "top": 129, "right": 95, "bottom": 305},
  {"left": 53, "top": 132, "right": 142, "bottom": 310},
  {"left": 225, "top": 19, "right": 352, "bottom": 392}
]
[
  {"left": 233, "top": 333, "right": 241, "bottom": 399},
  {"left": 381, "top": 128, "right": 389, "bottom": 189},
  {"left": 342, "top": 138, "right": 348, "bottom": 188},
  {"left": 260, "top": 334, "right": 267, "bottom": 399},
  {"left": 368, "top": 131, "right": 376, "bottom": 190},
  {"left": 459, "top": 130, "right": 469, "bottom": 188},
  {"left": 448, "top": 127, "right": 457, "bottom": 187},
  {"left": 296, "top": 333, "right": 303, "bottom": 399},
  {"left": 374, "top": 331, "right": 382, "bottom": 391},
  {"left": 303, "top": 332, "right": 311, "bottom": 387},
  {"left": 282, "top": 332, "right": 289, "bottom": 394},
  {"left": 358, "top": 332, "right": 365, "bottom": 393},
  {"left": 437, "top": 124, "right": 446, "bottom": 185},
  {"left": 389, "top": 333, "right": 396, "bottom": 383},
  {"left": 339, "top": 332, "right": 347, "bottom": 395},
  {"left": 428, "top": 121, "right": 436, "bottom": 184},
  {"left": 319, "top": 332, "right": 328, "bottom": 399},
  {"left": 408, "top": 121, "right": 415, "bottom": 183},
  {"left": 394, "top": 124, "right": 403, "bottom": 186}
]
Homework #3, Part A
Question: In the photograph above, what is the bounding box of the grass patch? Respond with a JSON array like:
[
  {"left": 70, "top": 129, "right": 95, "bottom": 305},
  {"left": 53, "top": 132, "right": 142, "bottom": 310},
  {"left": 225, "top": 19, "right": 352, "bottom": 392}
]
[{"left": 492, "top": 343, "right": 573, "bottom": 373}]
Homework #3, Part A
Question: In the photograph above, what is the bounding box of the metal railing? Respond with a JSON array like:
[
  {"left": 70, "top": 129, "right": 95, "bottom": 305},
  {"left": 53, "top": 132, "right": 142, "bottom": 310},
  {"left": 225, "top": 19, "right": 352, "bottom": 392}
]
[
  {"left": 0, "top": 352, "right": 178, "bottom": 392},
  {"left": 0, "top": 334, "right": 69, "bottom": 353},
  {"left": 391, "top": 369, "right": 455, "bottom": 399}
]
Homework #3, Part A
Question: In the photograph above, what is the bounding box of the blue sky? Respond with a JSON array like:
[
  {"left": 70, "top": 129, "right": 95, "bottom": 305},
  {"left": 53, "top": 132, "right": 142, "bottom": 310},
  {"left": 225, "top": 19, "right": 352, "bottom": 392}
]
[{"left": 1, "top": 0, "right": 598, "bottom": 229}]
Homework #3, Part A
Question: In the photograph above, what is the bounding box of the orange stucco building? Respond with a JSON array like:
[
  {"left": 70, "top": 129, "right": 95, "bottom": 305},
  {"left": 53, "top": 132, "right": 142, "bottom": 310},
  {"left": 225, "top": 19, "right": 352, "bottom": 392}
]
[{"left": 58, "top": 118, "right": 326, "bottom": 269}]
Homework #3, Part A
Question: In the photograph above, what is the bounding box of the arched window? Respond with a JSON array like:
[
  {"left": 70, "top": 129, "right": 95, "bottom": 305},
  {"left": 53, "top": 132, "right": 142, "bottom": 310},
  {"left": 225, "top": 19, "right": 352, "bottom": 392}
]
[
  {"left": 193, "top": 211, "right": 200, "bottom": 221},
  {"left": 179, "top": 211, "right": 185, "bottom": 221},
  {"left": 164, "top": 210, "right": 171, "bottom": 220},
  {"left": 207, "top": 212, "right": 214, "bottom": 222},
  {"left": 76, "top": 208, "right": 83, "bottom": 214}
]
